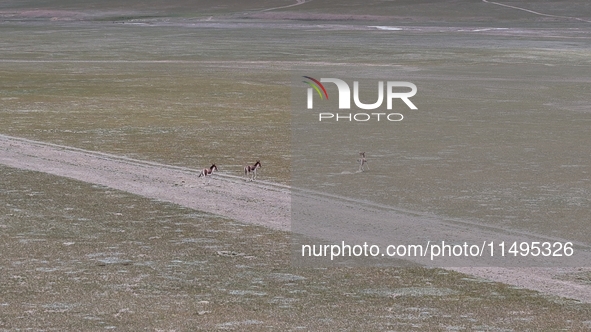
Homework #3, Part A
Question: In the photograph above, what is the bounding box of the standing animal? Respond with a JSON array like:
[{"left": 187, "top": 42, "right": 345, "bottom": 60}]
[
  {"left": 244, "top": 160, "right": 262, "bottom": 181},
  {"left": 198, "top": 164, "right": 218, "bottom": 184},
  {"left": 358, "top": 152, "right": 369, "bottom": 172}
]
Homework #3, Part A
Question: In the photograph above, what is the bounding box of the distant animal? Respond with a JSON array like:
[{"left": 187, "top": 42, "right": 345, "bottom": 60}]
[
  {"left": 358, "top": 152, "right": 369, "bottom": 172},
  {"left": 198, "top": 164, "right": 218, "bottom": 184},
  {"left": 244, "top": 160, "right": 262, "bottom": 181}
]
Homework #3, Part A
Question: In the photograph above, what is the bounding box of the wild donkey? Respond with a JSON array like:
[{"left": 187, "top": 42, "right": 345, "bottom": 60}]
[
  {"left": 244, "top": 160, "right": 261, "bottom": 181},
  {"left": 198, "top": 164, "right": 218, "bottom": 184},
  {"left": 358, "top": 152, "right": 369, "bottom": 172}
]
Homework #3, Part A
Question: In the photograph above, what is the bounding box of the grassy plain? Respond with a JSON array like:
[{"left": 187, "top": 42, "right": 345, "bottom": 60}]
[
  {"left": 2, "top": 166, "right": 591, "bottom": 330},
  {"left": 2, "top": 0, "right": 591, "bottom": 329}
]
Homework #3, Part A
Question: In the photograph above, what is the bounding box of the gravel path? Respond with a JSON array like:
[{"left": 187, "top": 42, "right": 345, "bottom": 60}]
[{"left": 1, "top": 133, "right": 590, "bottom": 303}]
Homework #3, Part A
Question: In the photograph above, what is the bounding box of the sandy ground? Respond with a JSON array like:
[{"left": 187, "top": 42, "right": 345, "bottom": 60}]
[{"left": 1, "top": 133, "right": 590, "bottom": 303}]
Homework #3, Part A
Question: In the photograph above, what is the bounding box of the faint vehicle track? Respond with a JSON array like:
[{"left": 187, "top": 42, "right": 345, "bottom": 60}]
[
  {"left": 259, "top": 0, "right": 310, "bottom": 12},
  {"left": 482, "top": 0, "right": 591, "bottom": 23}
]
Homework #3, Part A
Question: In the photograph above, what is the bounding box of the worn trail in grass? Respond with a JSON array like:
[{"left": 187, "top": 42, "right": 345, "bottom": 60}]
[{"left": 2, "top": 134, "right": 591, "bottom": 306}]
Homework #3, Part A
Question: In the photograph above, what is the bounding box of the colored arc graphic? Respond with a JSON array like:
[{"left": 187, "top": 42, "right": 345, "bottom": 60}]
[
  {"left": 302, "top": 76, "right": 329, "bottom": 99},
  {"left": 303, "top": 81, "right": 324, "bottom": 99}
]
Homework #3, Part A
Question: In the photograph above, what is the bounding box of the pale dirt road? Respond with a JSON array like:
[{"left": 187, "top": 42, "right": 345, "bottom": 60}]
[
  {"left": 0, "top": 134, "right": 291, "bottom": 231},
  {"left": 1, "top": 133, "right": 590, "bottom": 303}
]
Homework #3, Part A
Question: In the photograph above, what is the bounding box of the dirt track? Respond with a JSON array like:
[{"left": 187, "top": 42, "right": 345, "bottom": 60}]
[{"left": 1, "top": 133, "right": 590, "bottom": 303}]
